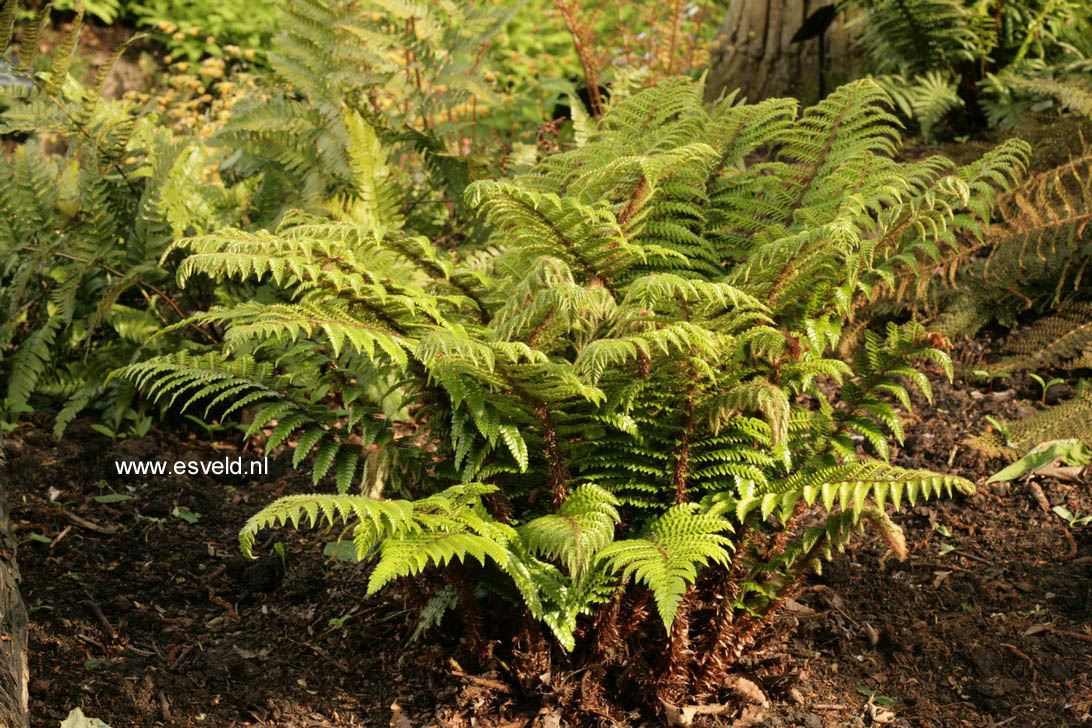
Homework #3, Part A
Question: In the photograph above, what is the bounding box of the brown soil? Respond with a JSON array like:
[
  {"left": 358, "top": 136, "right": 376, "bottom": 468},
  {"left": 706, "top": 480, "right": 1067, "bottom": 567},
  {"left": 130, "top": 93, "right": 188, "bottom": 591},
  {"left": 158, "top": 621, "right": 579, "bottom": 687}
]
[{"left": 4, "top": 342, "right": 1091, "bottom": 728}]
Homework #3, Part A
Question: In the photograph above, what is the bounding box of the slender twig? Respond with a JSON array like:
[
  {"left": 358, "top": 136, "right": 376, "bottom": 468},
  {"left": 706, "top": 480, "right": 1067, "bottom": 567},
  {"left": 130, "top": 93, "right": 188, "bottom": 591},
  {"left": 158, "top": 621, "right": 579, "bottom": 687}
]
[
  {"left": 40, "top": 83, "right": 140, "bottom": 197},
  {"left": 18, "top": 246, "right": 216, "bottom": 343}
]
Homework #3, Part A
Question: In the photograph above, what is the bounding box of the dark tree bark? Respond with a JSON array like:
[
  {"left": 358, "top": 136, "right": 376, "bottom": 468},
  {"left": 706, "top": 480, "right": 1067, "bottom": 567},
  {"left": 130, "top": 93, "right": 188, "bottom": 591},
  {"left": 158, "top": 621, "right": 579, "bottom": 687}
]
[
  {"left": 704, "top": 0, "right": 860, "bottom": 104},
  {"left": 0, "top": 435, "right": 29, "bottom": 728}
]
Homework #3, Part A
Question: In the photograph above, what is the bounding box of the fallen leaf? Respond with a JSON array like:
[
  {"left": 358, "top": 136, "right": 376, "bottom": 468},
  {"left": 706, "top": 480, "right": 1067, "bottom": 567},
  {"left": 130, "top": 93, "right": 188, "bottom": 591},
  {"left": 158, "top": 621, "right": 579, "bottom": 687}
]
[
  {"left": 663, "top": 701, "right": 733, "bottom": 726},
  {"left": 781, "top": 598, "right": 817, "bottom": 615},
  {"left": 663, "top": 702, "right": 689, "bottom": 727},
  {"left": 60, "top": 708, "right": 112, "bottom": 728},
  {"left": 1036, "top": 464, "right": 1088, "bottom": 482},
  {"left": 868, "top": 703, "right": 896, "bottom": 724},
  {"left": 726, "top": 676, "right": 768, "bottom": 706},
  {"left": 988, "top": 439, "right": 1092, "bottom": 483},
  {"left": 1027, "top": 482, "right": 1052, "bottom": 515},
  {"left": 390, "top": 701, "right": 413, "bottom": 728},
  {"left": 1023, "top": 623, "right": 1052, "bottom": 637}
]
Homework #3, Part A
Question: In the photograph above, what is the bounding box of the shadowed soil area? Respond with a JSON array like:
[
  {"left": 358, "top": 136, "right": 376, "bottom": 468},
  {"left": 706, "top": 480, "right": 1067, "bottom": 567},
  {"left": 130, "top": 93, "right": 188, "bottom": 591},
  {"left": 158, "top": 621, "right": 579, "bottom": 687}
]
[{"left": 4, "top": 339, "right": 1091, "bottom": 727}]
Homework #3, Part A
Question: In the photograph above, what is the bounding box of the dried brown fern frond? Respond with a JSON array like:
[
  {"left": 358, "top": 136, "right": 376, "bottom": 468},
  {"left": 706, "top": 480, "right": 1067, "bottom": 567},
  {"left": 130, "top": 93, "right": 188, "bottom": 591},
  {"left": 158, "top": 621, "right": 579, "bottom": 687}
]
[
  {"left": 982, "top": 148, "right": 1092, "bottom": 306},
  {"left": 552, "top": 0, "right": 718, "bottom": 117},
  {"left": 992, "top": 302, "right": 1092, "bottom": 373},
  {"left": 965, "top": 386, "right": 1092, "bottom": 458},
  {"left": 1067, "top": 351, "right": 1092, "bottom": 370}
]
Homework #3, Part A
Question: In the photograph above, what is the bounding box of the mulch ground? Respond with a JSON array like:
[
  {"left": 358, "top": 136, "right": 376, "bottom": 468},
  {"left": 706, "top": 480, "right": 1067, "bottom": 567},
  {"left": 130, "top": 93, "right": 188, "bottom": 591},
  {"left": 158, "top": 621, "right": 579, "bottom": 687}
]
[{"left": 4, "top": 337, "right": 1091, "bottom": 728}]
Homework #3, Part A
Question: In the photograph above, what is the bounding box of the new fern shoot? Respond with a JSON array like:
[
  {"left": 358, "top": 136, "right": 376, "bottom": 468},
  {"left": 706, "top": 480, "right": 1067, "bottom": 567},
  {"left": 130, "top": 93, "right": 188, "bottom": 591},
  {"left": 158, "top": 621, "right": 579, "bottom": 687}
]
[{"left": 115, "top": 77, "right": 1028, "bottom": 716}]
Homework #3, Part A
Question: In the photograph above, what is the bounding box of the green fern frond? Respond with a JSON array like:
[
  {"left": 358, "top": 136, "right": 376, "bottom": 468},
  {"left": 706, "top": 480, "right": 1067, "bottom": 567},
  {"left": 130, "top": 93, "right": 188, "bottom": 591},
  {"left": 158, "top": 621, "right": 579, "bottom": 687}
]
[
  {"left": 519, "top": 484, "right": 620, "bottom": 582},
  {"left": 599, "top": 503, "right": 734, "bottom": 631},
  {"left": 5, "top": 317, "right": 59, "bottom": 409},
  {"left": 738, "top": 460, "right": 973, "bottom": 524},
  {"left": 46, "top": 0, "right": 83, "bottom": 98},
  {"left": 0, "top": 0, "right": 18, "bottom": 53}
]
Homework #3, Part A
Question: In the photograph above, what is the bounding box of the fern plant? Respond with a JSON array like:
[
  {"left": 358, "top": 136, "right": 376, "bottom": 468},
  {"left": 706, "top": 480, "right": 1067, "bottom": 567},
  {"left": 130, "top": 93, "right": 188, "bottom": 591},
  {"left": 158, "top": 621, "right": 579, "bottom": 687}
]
[
  {"left": 0, "top": 2, "right": 248, "bottom": 435},
  {"left": 116, "top": 77, "right": 1026, "bottom": 718}
]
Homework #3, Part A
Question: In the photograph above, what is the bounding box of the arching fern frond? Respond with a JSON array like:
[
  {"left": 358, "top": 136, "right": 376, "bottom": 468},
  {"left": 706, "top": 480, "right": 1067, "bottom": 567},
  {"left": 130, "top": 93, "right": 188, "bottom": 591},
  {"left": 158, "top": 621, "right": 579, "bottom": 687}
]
[
  {"left": 599, "top": 503, "right": 734, "bottom": 631},
  {"left": 519, "top": 484, "right": 620, "bottom": 583}
]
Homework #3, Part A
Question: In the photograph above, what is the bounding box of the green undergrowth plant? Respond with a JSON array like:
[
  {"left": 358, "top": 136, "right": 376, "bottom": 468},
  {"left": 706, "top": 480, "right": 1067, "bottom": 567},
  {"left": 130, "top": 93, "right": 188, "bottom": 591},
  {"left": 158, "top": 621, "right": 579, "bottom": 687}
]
[
  {"left": 852, "top": 0, "right": 1092, "bottom": 140},
  {"left": 115, "top": 77, "right": 1027, "bottom": 719},
  {"left": 129, "top": 0, "right": 280, "bottom": 63},
  {"left": 0, "top": 1, "right": 251, "bottom": 435},
  {"left": 208, "top": 0, "right": 524, "bottom": 234}
]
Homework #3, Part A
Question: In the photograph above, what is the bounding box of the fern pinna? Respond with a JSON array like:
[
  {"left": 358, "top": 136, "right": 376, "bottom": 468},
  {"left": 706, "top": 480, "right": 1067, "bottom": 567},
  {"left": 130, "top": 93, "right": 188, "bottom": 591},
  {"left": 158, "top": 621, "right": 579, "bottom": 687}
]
[{"left": 116, "top": 78, "right": 1025, "bottom": 716}]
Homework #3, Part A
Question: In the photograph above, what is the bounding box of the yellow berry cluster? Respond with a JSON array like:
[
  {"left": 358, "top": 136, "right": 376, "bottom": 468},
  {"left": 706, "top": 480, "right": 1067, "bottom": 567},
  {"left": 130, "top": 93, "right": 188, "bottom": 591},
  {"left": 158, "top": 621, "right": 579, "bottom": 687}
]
[{"left": 123, "top": 59, "right": 258, "bottom": 138}]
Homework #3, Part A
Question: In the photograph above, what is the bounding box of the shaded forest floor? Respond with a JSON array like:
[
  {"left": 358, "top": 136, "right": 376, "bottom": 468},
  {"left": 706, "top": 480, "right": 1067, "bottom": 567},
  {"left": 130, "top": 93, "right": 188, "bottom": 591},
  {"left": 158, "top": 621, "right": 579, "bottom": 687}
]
[{"left": 4, "top": 334, "right": 1091, "bottom": 728}]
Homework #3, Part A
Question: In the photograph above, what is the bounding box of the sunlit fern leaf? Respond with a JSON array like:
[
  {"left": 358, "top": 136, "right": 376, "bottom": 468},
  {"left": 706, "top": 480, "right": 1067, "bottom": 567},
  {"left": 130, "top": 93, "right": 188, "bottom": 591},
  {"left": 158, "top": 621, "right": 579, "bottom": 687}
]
[
  {"left": 598, "top": 503, "right": 734, "bottom": 631},
  {"left": 519, "top": 484, "right": 620, "bottom": 582},
  {"left": 737, "top": 460, "right": 974, "bottom": 524}
]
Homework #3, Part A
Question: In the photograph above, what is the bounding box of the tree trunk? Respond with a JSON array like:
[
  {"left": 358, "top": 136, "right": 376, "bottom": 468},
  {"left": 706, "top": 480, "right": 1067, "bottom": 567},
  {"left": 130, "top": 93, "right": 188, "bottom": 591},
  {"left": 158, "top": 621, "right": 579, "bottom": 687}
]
[
  {"left": 0, "top": 434, "right": 29, "bottom": 728},
  {"left": 704, "top": 0, "right": 859, "bottom": 104}
]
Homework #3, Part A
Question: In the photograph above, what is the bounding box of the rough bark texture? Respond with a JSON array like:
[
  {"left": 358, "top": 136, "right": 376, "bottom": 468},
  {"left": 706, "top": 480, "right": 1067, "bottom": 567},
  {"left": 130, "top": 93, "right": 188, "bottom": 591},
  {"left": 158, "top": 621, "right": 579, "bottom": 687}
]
[
  {"left": 705, "top": 0, "right": 859, "bottom": 104},
  {"left": 0, "top": 434, "right": 29, "bottom": 728}
]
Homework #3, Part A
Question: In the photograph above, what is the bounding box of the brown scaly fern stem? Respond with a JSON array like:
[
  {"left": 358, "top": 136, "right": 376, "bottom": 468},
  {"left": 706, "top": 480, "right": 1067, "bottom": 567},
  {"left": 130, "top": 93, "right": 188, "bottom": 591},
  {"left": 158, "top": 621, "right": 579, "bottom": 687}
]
[
  {"left": 512, "top": 613, "right": 551, "bottom": 691},
  {"left": 694, "top": 527, "right": 750, "bottom": 692},
  {"left": 618, "top": 586, "right": 654, "bottom": 642},
  {"left": 580, "top": 668, "right": 617, "bottom": 721},
  {"left": 507, "top": 380, "right": 570, "bottom": 505},
  {"left": 657, "top": 584, "right": 698, "bottom": 707},
  {"left": 698, "top": 515, "right": 818, "bottom": 690},
  {"left": 617, "top": 178, "right": 649, "bottom": 231},
  {"left": 638, "top": 348, "right": 651, "bottom": 376},
  {"left": 721, "top": 535, "right": 828, "bottom": 667},
  {"left": 399, "top": 575, "right": 429, "bottom": 613},
  {"left": 527, "top": 307, "right": 557, "bottom": 349},
  {"left": 672, "top": 382, "right": 698, "bottom": 503},
  {"left": 725, "top": 574, "right": 806, "bottom": 666},
  {"left": 769, "top": 500, "right": 807, "bottom": 560},
  {"left": 589, "top": 586, "right": 626, "bottom": 665},
  {"left": 536, "top": 403, "right": 570, "bottom": 507},
  {"left": 483, "top": 487, "right": 515, "bottom": 524},
  {"left": 445, "top": 562, "right": 487, "bottom": 664},
  {"left": 592, "top": 177, "right": 651, "bottom": 276}
]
